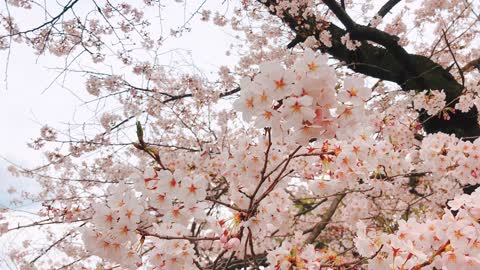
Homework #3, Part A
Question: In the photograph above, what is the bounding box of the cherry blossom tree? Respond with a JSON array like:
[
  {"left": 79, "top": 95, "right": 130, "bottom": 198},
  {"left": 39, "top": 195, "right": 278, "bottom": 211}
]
[{"left": 1, "top": 0, "right": 480, "bottom": 269}]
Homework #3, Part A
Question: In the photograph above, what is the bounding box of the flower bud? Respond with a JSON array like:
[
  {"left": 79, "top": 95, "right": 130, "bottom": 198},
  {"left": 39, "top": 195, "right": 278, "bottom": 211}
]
[{"left": 225, "top": 237, "right": 241, "bottom": 250}]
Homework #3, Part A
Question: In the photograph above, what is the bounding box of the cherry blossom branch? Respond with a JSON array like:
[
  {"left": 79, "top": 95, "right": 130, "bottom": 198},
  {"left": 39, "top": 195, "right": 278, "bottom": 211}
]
[
  {"left": 294, "top": 198, "right": 328, "bottom": 217},
  {"left": 243, "top": 229, "right": 250, "bottom": 269},
  {"left": 259, "top": 128, "right": 272, "bottom": 181},
  {"left": 261, "top": 145, "right": 303, "bottom": 182},
  {"left": 51, "top": 138, "right": 201, "bottom": 152},
  {"left": 322, "top": 0, "right": 421, "bottom": 86},
  {"left": 322, "top": 0, "right": 356, "bottom": 30},
  {"left": 138, "top": 230, "right": 220, "bottom": 242},
  {"left": 161, "top": 87, "right": 240, "bottom": 104},
  {"left": 320, "top": 244, "right": 384, "bottom": 269},
  {"left": 305, "top": 193, "right": 346, "bottom": 244},
  {"left": 292, "top": 150, "right": 334, "bottom": 158},
  {"left": 292, "top": 187, "right": 374, "bottom": 201},
  {"left": 206, "top": 253, "right": 268, "bottom": 270},
  {"left": 53, "top": 256, "right": 86, "bottom": 270},
  {"left": 427, "top": 4, "right": 472, "bottom": 59},
  {"left": 29, "top": 223, "right": 85, "bottom": 266},
  {"left": 247, "top": 128, "right": 273, "bottom": 211},
  {"left": 224, "top": 251, "right": 237, "bottom": 270},
  {"left": 205, "top": 197, "right": 246, "bottom": 212},
  {"left": 410, "top": 240, "right": 450, "bottom": 270},
  {"left": 247, "top": 228, "right": 260, "bottom": 270},
  {"left": 0, "top": 0, "right": 80, "bottom": 39},
  {"left": 8, "top": 217, "right": 90, "bottom": 232},
  {"left": 403, "top": 192, "right": 433, "bottom": 220},
  {"left": 211, "top": 249, "right": 228, "bottom": 270},
  {"left": 252, "top": 145, "right": 303, "bottom": 209}
]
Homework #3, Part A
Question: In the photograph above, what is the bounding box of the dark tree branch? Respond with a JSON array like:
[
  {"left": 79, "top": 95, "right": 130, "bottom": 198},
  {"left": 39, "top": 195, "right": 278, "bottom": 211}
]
[
  {"left": 260, "top": 0, "right": 480, "bottom": 138},
  {"left": 377, "top": 0, "right": 402, "bottom": 18},
  {"left": 322, "top": 0, "right": 355, "bottom": 30},
  {"left": 206, "top": 254, "right": 268, "bottom": 270},
  {"left": 322, "top": 0, "right": 422, "bottom": 88}
]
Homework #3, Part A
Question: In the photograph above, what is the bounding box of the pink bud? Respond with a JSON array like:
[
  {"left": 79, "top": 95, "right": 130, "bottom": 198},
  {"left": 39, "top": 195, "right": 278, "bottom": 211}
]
[
  {"left": 469, "top": 207, "right": 480, "bottom": 219},
  {"left": 225, "top": 237, "right": 241, "bottom": 250}
]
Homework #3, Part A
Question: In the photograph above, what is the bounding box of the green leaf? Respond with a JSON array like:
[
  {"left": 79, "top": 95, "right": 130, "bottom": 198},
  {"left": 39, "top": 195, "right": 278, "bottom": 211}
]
[{"left": 136, "top": 121, "right": 144, "bottom": 144}]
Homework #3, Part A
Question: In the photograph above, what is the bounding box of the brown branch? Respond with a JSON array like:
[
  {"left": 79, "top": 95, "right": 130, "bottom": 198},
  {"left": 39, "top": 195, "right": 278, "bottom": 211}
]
[
  {"left": 462, "top": 56, "right": 480, "bottom": 72},
  {"left": 247, "top": 228, "right": 260, "bottom": 270},
  {"left": 252, "top": 145, "right": 303, "bottom": 209},
  {"left": 8, "top": 218, "right": 90, "bottom": 233},
  {"left": 54, "top": 257, "right": 86, "bottom": 270},
  {"left": 206, "top": 253, "right": 268, "bottom": 270},
  {"left": 162, "top": 87, "right": 240, "bottom": 104},
  {"left": 305, "top": 193, "right": 346, "bottom": 244},
  {"left": 29, "top": 223, "right": 86, "bottom": 266},
  {"left": 205, "top": 197, "right": 246, "bottom": 212},
  {"left": 139, "top": 230, "right": 219, "bottom": 242},
  {"left": 442, "top": 29, "right": 465, "bottom": 86},
  {"left": 294, "top": 198, "right": 328, "bottom": 217},
  {"left": 212, "top": 249, "right": 228, "bottom": 270},
  {"left": 247, "top": 128, "right": 273, "bottom": 212},
  {"left": 410, "top": 240, "right": 450, "bottom": 270},
  {"left": 320, "top": 244, "right": 383, "bottom": 269}
]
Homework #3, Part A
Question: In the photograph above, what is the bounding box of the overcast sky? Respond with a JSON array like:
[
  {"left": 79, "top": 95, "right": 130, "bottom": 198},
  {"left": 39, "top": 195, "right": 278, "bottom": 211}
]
[{"left": 0, "top": 44, "right": 78, "bottom": 209}]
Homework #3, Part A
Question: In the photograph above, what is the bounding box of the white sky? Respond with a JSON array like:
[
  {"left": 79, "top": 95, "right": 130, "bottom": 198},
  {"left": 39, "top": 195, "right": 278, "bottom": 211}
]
[{"left": 0, "top": 44, "right": 77, "bottom": 208}]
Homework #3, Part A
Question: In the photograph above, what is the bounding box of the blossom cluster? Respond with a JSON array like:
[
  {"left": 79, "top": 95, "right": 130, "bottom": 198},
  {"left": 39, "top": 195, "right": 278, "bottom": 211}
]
[
  {"left": 419, "top": 133, "right": 480, "bottom": 186},
  {"left": 413, "top": 90, "right": 447, "bottom": 116},
  {"left": 81, "top": 167, "right": 210, "bottom": 269},
  {"left": 266, "top": 231, "right": 328, "bottom": 270},
  {"left": 356, "top": 187, "right": 480, "bottom": 270},
  {"left": 233, "top": 48, "right": 372, "bottom": 144},
  {"left": 454, "top": 80, "right": 480, "bottom": 113},
  {"left": 82, "top": 183, "right": 143, "bottom": 268}
]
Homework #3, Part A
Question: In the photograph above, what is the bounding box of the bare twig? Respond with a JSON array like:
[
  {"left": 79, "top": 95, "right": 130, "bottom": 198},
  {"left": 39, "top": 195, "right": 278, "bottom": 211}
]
[{"left": 442, "top": 29, "right": 465, "bottom": 86}]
